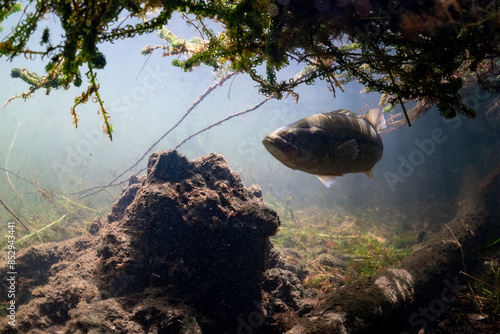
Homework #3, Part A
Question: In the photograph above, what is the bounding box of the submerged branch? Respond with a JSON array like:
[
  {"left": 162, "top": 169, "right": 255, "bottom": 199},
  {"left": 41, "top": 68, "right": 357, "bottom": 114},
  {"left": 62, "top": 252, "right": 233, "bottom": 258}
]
[
  {"left": 175, "top": 96, "right": 273, "bottom": 150},
  {"left": 71, "top": 178, "right": 128, "bottom": 200},
  {"left": 112, "top": 71, "right": 236, "bottom": 184},
  {"left": 76, "top": 92, "right": 271, "bottom": 200},
  {"left": 0, "top": 196, "right": 30, "bottom": 232},
  {"left": 75, "top": 73, "right": 236, "bottom": 199},
  {"left": 0, "top": 166, "right": 39, "bottom": 188}
]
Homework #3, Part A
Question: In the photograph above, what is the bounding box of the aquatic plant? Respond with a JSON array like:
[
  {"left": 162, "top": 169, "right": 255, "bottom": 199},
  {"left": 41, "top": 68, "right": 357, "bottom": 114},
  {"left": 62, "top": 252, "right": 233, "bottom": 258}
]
[
  {"left": 473, "top": 266, "right": 500, "bottom": 313},
  {"left": 0, "top": 161, "right": 111, "bottom": 250},
  {"left": 270, "top": 204, "right": 414, "bottom": 289},
  {"left": 337, "top": 234, "right": 412, "bottom": 277},
  {"left": 1, "top": 0, "right": 499, "bottom": 139}
]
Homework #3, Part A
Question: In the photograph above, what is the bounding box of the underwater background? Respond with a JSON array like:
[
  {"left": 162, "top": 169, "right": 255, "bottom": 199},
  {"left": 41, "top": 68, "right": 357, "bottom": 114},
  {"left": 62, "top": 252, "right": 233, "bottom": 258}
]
[
  {"left": 0, "top": 7, "right": 500, "bottom": 333},
  {"left": 1, "top": 12, "right": 498, "bottom": 233}
]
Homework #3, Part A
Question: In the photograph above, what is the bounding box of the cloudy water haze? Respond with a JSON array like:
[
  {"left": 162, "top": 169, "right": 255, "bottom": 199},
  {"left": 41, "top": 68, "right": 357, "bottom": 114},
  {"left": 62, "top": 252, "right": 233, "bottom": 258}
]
[
  {"left": 1, "top": 12, "right": 498, "bottom": 224},
  {"left": 0, "top": 5, "right": 500, "bottom": 333}
]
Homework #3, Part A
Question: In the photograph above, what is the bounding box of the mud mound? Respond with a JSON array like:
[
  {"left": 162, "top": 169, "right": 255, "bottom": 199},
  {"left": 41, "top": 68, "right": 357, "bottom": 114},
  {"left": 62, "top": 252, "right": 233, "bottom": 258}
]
[
  {"left": 0, "top": 150, "right": 290, "bottom": 334},
  {"left": 2, "top": 152, "right": 493, "bottom": 334}
]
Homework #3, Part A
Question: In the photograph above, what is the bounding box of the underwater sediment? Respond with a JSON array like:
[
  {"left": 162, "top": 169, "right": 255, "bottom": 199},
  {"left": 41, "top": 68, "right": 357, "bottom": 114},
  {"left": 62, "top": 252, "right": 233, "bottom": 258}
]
[
  {"left": 0, "top": 151, "right": 498, "bottom": 334},
  {"left": 0, "top": 150, "right": 312, "bottom": 333},
  {"left": 285, "top": 166, "right": 491, "bottom": 333}
]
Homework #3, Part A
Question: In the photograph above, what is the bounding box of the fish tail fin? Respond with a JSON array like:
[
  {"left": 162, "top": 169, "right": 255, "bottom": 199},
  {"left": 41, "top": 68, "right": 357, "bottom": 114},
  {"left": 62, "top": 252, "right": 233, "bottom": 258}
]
[{"left": 362, "top": 108, "right": 386, "bottom": 132}]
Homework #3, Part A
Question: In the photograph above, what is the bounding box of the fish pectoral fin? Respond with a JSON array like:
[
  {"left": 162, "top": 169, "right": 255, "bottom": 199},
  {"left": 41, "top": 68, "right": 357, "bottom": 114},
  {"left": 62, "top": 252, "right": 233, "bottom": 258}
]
[
  {"left": 335, "top": 139, "right": 359, "bottom": 159},
  {"left": 364, "top": 169, "right": 373, "bottom": 179},
  {"left": 317, "top": 175, "right": 337, "bottom": 188}
]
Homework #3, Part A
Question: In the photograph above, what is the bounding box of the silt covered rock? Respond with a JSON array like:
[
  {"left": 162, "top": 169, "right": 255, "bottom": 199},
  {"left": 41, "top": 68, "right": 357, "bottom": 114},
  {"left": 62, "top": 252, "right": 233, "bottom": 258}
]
[
  {"left": 0, "top": 150, "right": 280, "bottom": 333},
  {"left": 98, "top": 151, "right": 281, "bottom": 326}
]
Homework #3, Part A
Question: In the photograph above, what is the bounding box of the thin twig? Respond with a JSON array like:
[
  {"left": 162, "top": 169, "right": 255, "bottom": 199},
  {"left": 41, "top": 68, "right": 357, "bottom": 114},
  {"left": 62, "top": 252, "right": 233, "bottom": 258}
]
[
  {"left": 364, "top": 40, "right": 411, "bottom": 127},
  {"left": 5, "top": 121, "right": 26, "bottom": 204},
  {"left": 114, "top": 73, "right": 235, "bottom": 180},
  {"left": 0, "top": 166, "right": 40, "bottom": 188},
  {"left": 76, "top": 72, "right": 236, "bottom": 199},
  {"left": 444, "top": 223, "right": 466, "bottom": 272},
  {"left": 228, "top": 73, "right": 237, "bottom": 99},
  {"left": 443, "top": 224, "right": 485, "bottom": 313},
  {"left": 135, "top": 53, "right": 153, "bottom": 80},
  {"left": 460, "top": 271, "right": 495, "bottom": 289},
  {"left": 74, "top": 70, "right": 275, "bottom": 201},
  {"left": 182, "top": 13, "right": 205, "bottom": 40},
  {"left": 175, "top": 96, "right": 272, "bottom": 150},
  {"left": 65, "top": 178, "right": 128, "bottom": 197},
  {"left": 0, "top": 196, "right": 30, "bottom": 232},
  {"left": 77, "top": 94, "right": 271, "bottom": 199}
]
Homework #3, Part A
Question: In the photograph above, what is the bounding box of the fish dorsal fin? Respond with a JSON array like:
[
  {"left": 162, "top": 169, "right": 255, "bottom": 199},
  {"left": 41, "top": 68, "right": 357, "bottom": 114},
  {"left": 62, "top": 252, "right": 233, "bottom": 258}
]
[
  {"left": 330, "top": 109, "right": 357, "bottom": 117},
  {"left": 364, "top": 168, "right": 373, "bottom": 179},
  {"left": 335, "top": 139, "right": 359, "bottom": 159},
  {"left": 317, "top": 175, "right": 337, "bottom": 188},
  {"left": 362, "top": 108, "right": 386, "bottom": 132}
]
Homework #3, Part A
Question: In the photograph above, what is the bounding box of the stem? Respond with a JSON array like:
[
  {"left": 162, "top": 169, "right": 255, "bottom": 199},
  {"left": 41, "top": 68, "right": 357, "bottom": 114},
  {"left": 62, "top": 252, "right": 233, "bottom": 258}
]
[
  {"left": 88, "top": 64, "right": 113, "bottom": 141},
  {"left": 370, "top": 49, "right": 411, "bottom": 127},
  {"left": 14, "top": 215, "right": 66, "bottom": 246},
  {"left": 5, "top": 121, "right": 26, "bottom": 203},
  {"left": 76, "top": 72, "right": 237, "bottom": 199},
  {"left": 387, "top": 70, "right": 411, "bottom": 127},
  {"left": 175, "top": 96, "right": 272, "bottom": 150},
  {"left": 0, "top": 196, "right": 30, "bottom": 232}
]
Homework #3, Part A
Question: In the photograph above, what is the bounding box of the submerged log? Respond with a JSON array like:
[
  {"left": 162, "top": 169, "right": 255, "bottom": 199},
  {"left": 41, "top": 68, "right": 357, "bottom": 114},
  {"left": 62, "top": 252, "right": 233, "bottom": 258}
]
[{"left": 286, "top": 166, "right": 489, "bottom": 333}]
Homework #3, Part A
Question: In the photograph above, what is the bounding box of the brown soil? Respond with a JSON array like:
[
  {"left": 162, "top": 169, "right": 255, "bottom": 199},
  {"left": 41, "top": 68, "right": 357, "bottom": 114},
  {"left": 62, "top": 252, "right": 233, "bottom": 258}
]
[
  {"left": 0, "top": 151, "right": 307, "bottom": 334},
  {"left": 0, "top": 151, "right": 498, "bottom": 334}
]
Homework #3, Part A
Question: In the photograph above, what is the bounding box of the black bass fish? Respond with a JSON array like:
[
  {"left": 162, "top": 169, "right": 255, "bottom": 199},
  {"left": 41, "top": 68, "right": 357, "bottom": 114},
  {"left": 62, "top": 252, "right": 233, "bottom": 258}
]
[{"left": 262, "top": 109, "right": 386, "bottom": 187}]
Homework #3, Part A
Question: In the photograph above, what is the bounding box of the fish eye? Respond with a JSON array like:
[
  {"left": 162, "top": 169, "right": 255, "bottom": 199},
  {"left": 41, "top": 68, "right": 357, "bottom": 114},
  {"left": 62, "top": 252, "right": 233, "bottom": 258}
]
[{"left": 285, "top": 132, "right": 297, "bottom": 141}]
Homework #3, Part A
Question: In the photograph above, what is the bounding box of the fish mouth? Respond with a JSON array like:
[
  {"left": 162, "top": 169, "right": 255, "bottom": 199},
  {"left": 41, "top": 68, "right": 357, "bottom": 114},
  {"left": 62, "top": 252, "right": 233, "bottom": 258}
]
[{"left": 262, "top": 134, "right": 299, "bottom": 162}]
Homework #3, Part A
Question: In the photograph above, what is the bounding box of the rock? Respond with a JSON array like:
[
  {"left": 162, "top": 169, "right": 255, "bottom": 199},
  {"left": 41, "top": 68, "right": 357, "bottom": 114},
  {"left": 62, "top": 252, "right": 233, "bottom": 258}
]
[
  {"left": 88, "top": 216, "right": 102, "bottom": 235},
  {"left": 99, "top": 151, "right": 281, "bottom": 327},
  {"left": 317, "top": 253, "right": 348, "bottom": 269},
  {"left": 263, "top": 268, "right": 315, "bottom": 315},
  {"left": 248, "top": 184, "right": 263, "bottom": 198},
  {"left": 107, "top": 174, "right": 145, "bottom": 223},
  {"left": 266, "top": 248, "right": 309, "bottom": 281},
  {"left": 261, "top": 247, "right": 316, "bottom": 330},
  {"left": 146, "top": 150, "right": 193, "bottom": 184},
  {"left": 0, "top": 150, "right": 281, "bottom": 334}
]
